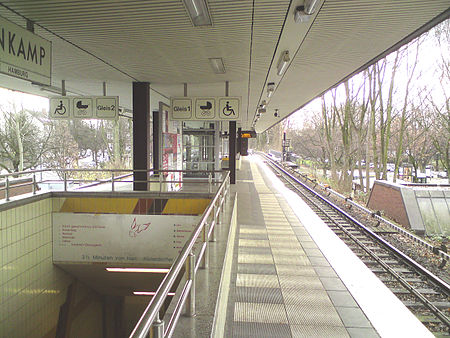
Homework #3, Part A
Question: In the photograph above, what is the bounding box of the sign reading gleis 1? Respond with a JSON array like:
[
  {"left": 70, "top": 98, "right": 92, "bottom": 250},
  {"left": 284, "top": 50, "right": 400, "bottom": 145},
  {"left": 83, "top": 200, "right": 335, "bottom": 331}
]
[
  {"left": 0, "top": 16, "right": 52, "bottom": 85},
  {"left": 171, "top": 96, "right": 241, "bottom": 121},
  {"left": 49, "top": 96, "right": 119, "bottom": 120}
]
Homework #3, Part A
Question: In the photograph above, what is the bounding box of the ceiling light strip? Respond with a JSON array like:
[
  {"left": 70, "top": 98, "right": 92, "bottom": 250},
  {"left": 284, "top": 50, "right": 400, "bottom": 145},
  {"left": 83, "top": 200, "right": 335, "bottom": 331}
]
[
  {"left": 182, "top": 0, "right": 212, "bottom": 27},
  {"left": 209, "top": 58, "right": 226, "bottom": 74},
  {"left": 134, "top": 291, "right": 176, "bottom": 296},
  {"left": 106, "top": 268, "right": 170, "bottom": 273}
]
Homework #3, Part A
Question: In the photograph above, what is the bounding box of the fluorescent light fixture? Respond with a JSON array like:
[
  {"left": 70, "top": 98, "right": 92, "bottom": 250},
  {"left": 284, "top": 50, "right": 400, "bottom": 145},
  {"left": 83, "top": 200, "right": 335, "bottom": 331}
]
[
  {"left": 304, "top": 0, "right": 320, "bottom": 15},
  {"left": 277, "top": 51, "right": 290, "bottom": 76},
  {"left": 134, "top": 291, "right": 176, "bottom": 296},
  {"left": 294, "top": 0, "right": 321, "bottom": 23},
  {"left": 209, "top": 58, "right": 226, "bottom": 74},
  {"left": 106, "top": 268, "right": 170, "bottom": 273},
  {"left": 267, "top": 82, "right": 275, "bottom": 98},
  {"left": 183, "top": 0, "right": 212, "bottom": 26}
]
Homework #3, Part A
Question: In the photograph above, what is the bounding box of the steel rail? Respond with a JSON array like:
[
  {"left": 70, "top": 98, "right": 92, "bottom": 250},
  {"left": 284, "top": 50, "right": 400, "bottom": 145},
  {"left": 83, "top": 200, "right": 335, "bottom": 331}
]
[
  {"left": 282, "top": 170, "right": 450, "bottom": 327},
  {"left": 267, "top": 157, "right": 450, "bottom": 294},
  {"left": 129, "top": 171, "right": 230, "bottom": 338},
  {"left": 266, "top": 154, "right": 450, "bottom": 262},
  {"left": 266, "top": 157, "right": 450, "bottom": 328}
]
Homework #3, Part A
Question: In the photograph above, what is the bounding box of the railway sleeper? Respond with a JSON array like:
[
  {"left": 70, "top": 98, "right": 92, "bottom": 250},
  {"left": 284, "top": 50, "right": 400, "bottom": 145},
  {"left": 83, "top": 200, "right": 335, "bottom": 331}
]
[
  {"left": 370, "top": 267, "right": 416, "bottom": 274},
  {"left": 402, "top": 301, "right": 450, "bottom": 310},
  {"left": 392, "top": 288, "right": 440, "bottom": 295},
  {"left": 417, "top": 314, "right": 448, "bottom": 324},
  {"left": 361, "top": 259, "right": 400, "bottom": 265}
]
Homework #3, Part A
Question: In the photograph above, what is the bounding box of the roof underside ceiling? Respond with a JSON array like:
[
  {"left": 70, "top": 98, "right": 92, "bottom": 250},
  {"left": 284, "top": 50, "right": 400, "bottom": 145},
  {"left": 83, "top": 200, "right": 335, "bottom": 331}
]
[{"left": 0, "top": 0, "right": 448, "bottom": 132}]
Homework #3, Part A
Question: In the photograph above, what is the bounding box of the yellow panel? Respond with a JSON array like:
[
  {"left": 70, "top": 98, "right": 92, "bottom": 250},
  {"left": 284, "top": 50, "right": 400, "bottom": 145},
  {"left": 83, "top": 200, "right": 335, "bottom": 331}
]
[
  {"left": 60, "top": 198, "right": 138, "bottom": 214},
  {"left": 162, "top": 199, "right": 210, "bottom": 215}
]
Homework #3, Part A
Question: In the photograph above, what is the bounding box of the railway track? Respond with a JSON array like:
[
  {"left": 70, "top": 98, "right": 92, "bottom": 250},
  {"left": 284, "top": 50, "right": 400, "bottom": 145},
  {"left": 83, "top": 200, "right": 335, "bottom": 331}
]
[{"left": 263, "top": 155, "right": 450, "bottom": 336}]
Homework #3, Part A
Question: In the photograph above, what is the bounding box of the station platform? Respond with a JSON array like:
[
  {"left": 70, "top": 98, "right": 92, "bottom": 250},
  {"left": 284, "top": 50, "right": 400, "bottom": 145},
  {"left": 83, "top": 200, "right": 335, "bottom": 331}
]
[{"left": 207, "top": 156, "right": 432, "bottom": 338}]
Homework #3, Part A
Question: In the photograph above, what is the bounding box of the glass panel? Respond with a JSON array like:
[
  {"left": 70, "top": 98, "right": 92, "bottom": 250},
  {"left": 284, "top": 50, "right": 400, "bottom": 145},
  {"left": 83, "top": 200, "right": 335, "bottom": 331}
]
[{"left": 182, "top": 126, "right": 215, "bottom": 177}]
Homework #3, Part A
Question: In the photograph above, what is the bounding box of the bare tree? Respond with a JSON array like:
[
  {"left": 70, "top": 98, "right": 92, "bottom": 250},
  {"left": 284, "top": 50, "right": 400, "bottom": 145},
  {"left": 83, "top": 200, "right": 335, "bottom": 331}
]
[
  {"left": 0, "top": 104, "right": 52, "bottom": 173},
  {"left": 393, "top": 40, "right": 421, "bottom": 182},
  {"left": 321, "top": 95, "right": 339, "bottom": 183}
]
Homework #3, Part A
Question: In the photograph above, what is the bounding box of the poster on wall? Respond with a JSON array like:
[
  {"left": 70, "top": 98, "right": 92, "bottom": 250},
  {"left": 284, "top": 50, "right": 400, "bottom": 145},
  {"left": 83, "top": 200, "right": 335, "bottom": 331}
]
[{"left": 53, "top": 213, "right": 200, "bottom": 264}]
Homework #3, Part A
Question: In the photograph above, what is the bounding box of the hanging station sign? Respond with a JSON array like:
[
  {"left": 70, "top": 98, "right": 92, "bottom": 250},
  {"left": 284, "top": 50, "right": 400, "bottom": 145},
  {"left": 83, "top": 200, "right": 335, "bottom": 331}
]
[
  {"left": 0, "top": 16, "right": 52, "bottom": 85},
  {"left": 49, "top": 96, "right": 119, "bottom": 120},
  {"left": 171, "top": 96, "right": 241, "bottom": 121}
]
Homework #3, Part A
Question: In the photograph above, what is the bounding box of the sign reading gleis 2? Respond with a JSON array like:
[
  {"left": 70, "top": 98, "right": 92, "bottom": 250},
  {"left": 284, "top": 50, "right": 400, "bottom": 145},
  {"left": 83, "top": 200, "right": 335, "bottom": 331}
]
[
  {"left": 0, "top": 16, "right": 52, "bottom": 85},
  {"left": 171, "top": 96, "right": 241, "bottom": 121}
]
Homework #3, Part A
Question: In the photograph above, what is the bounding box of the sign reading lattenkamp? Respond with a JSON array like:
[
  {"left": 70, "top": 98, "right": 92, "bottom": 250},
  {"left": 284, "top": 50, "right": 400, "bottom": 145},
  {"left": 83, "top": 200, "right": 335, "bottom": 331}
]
[{"left": 0, "top": 16, "right": 52, "bottom": 85}]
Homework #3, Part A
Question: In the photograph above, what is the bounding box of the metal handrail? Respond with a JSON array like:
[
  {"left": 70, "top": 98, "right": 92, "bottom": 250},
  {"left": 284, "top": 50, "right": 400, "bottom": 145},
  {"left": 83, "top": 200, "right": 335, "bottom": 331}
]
[
  {"left": 129, "top": 171, "right": 230, "bottom": 338},
  {"left": 0, "top": 168, "right": 225, "bottom": 179},
  {"left": 0, "top": 168, "right": 228, "bottom": 201}
]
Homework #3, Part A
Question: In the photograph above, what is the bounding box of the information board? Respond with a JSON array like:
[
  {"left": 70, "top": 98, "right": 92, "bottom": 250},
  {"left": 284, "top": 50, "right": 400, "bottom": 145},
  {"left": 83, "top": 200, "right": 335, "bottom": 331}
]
[{"left": 53, "top": 213, "right": 200, "bottom": 264}]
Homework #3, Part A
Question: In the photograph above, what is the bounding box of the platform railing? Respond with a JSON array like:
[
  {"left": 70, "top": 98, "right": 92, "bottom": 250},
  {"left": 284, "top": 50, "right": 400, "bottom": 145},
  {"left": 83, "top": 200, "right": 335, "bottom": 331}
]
[
  {"left": 0, "top": 168, "right": 226, "bottom": 201},
  {"left": 129, "top": 170, "right": 230, "bottom": 338}
]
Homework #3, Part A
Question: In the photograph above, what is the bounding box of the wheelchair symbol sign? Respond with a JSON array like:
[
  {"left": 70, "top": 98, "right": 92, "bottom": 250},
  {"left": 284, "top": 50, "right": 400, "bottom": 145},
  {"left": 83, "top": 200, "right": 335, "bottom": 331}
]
[
  {"left": 49, "top": 98, "right": 70, "bottom": 119},
  {"left": 219, "top": 98, "right": 240, "bottom": 119}
]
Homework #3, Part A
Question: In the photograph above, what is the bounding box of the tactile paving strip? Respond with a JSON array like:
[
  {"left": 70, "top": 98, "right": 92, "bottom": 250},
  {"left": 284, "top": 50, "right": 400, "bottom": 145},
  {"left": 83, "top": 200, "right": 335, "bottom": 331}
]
[
  {"left": 238, "top": 239, "right": 270, "bottom": 247},
  {"left": 234, "top": 302, "right": 288, "bottom": 323},
  {"left": 227, "top": 161, "right": 350, "bottom": 337},
  {"left": 236, "top": 287, "right": 284, "bottom": 304},
  {"left": 269, "top": 241, "right": 303, "bottom": 248},
  {"left": 238, "top": 233, "right": 268, "bottom": 240},
  {"left": 239, "top": 228, "right": 267, "bottom": 234},
  {"left": 285, "top": 303, "right": 343, "bottom": 326},
  {"left": 290, "top": 325, "right": 349, "bottom": 338},
  {"left": 281, "top": 288, "right": 333, "bottom": 306},
  {"left": 238, "top": 263, "right": 277, "bottom": 275},
  {"left": 236, "top": 273, "right": 279, "bottom": 288},
  {"left": 276, "top": 265, "right": 317, "bottom": 276},
  {"left": 271, "top": 247, "right": 306, "bottom": 256},
  {"left": 232, "top": 322, "right": 292, "bottom": 338},
  {"left": 238, "top": 246, "right": 272, "bottom": 255},
  {"left": 266, "top": 229, "right": 295, "bottom": 235},
  {"left": 278, "top": 275, "right": 324, "bottom": 290},
  {"left": 238, "top": 254, "right": 274, "bottom": 265},
  {"left": 273, "top": 255, "right": 312, "bottom": 265}
]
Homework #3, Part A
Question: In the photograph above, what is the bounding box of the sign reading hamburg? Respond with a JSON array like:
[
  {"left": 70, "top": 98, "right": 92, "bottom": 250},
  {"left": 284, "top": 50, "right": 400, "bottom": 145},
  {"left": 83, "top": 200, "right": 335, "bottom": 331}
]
[{"left": 0, "top": 16, "right": 52, "bottom": 85}]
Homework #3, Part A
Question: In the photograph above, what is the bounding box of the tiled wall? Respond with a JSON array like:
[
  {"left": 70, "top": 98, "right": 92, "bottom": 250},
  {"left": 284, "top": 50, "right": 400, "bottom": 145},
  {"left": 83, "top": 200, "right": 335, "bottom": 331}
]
[{"left": 0, "top": 197, "right": 97, "bottom": 337}]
